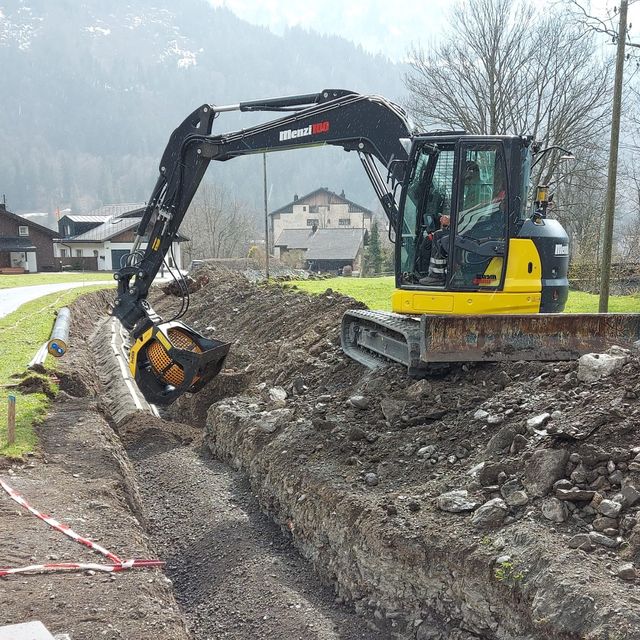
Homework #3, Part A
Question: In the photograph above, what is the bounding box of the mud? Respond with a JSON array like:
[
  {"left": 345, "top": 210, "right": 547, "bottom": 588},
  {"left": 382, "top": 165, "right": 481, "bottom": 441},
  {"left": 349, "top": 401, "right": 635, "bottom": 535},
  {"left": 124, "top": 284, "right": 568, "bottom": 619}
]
[{"left": 154, "top": 265, "right": 640, "bottom": 639}]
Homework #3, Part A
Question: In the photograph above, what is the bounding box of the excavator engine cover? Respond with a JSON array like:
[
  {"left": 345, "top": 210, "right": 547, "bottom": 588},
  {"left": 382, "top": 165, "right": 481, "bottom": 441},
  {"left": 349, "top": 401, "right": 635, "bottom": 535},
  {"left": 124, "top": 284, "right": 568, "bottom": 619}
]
[{"left": 128, "top": 321, "right": 230, "bottom": 405}]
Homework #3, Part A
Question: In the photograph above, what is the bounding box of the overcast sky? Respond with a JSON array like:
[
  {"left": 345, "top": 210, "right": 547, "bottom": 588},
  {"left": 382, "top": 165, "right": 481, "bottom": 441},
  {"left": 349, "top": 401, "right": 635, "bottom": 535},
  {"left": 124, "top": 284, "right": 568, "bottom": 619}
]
[{"left": 209, "top": 0, "right": 640, "bottom": 62}]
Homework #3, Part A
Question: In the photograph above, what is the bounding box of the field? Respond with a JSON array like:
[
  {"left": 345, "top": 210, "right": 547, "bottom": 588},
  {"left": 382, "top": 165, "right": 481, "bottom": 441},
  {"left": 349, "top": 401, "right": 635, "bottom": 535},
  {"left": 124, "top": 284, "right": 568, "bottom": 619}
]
[
  {"left": 287, "top": 276, "right": 640, "bottom": 313},
  {"left": 0, "top": 272, "right": 111, "bottom": 289},
  {"left": 0, "top": 285, "right": 109, "bottom": 457}
]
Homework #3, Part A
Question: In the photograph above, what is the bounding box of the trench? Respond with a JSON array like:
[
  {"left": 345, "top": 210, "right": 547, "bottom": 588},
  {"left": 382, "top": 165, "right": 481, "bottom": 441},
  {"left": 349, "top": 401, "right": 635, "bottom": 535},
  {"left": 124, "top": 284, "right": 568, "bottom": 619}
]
[{"left": 94, "top": 318, "right": 390, "bottom": 639}]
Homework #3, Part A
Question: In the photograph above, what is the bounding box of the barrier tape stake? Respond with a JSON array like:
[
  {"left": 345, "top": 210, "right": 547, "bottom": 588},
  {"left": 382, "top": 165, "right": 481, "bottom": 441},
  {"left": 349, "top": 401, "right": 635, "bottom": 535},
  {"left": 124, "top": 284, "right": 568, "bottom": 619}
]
[{"left": 7, "top": 395, "right": 16, "bottom": 446}]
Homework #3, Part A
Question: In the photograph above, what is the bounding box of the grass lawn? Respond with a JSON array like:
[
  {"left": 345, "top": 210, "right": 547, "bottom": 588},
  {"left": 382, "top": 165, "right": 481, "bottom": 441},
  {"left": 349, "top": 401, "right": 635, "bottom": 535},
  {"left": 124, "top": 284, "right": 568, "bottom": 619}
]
[
  {"left": 0, "top": 272, "right": 112, "bottom": 289},
  {"left": 0, "top": 285, "right": 109, "bottom": 458},
  {"left": 286, "top": 277, "right": 640, "bottom": 313}
]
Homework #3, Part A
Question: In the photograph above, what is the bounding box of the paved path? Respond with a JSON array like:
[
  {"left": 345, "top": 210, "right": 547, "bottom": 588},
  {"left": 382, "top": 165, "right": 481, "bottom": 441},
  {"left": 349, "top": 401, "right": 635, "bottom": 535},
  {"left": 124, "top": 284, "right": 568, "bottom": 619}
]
[{"left": 0, "top": 281, "right": 114, "bottom": 319}]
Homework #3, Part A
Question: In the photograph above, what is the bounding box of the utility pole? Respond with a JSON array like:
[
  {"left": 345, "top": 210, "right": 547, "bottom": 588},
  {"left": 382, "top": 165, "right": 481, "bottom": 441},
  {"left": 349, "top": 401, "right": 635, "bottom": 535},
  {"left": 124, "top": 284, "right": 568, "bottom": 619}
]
[
  {"left": 263, "top": 153, "right": 270, "bottom": 281},
  {"left": 599, "top": 0, "right": 628, "bottom": 312}
]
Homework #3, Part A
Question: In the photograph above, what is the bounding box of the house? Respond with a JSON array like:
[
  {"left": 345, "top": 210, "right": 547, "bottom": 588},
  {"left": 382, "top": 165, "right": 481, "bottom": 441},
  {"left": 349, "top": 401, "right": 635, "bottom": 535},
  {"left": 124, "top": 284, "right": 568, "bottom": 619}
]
[
  {"left": 269, "top": 188, "right": 372, "bottom": 244},
  {"left": 0, "top": 202, "right": 60, "bottom": 273},
  {"left": 274, "top": 226, "right": 368, "bottom": 273},
  {"left": 55, "top": 203, "right": 187, "bottom": 271}
]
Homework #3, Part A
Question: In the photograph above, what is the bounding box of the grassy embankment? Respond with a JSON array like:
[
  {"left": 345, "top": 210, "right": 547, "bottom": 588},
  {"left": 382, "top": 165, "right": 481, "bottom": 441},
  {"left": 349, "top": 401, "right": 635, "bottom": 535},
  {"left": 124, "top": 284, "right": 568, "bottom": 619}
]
[
  {"left": 286, "top": 276, "right": 640, "bottom": 313},
  {"left": 0, "top": 272, "right": 111, "bottom": 289},
  {"left": 0, "top": 285, "right": 109, "bottom": 458}
]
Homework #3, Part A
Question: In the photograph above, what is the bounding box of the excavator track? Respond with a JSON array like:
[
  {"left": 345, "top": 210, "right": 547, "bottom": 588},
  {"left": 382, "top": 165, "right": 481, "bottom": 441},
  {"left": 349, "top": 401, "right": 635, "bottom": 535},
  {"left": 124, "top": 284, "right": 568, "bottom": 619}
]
[
  {"left": 341, "top": 310, "right": 434, "bottom": 375},
  {"left": 342, "top": 310, "right": 640, "bottom": 374}
]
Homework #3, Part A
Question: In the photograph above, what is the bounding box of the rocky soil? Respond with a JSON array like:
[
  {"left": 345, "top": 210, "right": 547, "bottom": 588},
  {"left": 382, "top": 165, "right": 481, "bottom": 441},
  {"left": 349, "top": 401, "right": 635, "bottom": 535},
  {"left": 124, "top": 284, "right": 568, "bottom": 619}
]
[{"left": 156, "top": 265, "right": 640, "bottom": 639}]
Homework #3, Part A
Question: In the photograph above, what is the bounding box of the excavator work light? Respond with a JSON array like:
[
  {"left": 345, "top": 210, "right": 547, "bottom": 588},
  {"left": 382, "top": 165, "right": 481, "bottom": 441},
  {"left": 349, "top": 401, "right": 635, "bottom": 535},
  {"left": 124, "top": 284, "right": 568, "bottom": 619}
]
[{"left": 128, "top": 321, "right": 230, "bottom": 405}]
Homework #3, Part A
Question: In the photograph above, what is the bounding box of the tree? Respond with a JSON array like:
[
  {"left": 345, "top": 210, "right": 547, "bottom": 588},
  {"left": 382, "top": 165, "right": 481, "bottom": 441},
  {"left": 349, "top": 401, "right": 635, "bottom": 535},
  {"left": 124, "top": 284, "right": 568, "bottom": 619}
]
[
  {"left": 364, "top": 221, "right": 383, "bottom": 275},
  {"left": 181, "top": 182, "right": 257, "bottom": 263},
  {"left": 404, "top": 0, "right": 613, "bottom": 257}
]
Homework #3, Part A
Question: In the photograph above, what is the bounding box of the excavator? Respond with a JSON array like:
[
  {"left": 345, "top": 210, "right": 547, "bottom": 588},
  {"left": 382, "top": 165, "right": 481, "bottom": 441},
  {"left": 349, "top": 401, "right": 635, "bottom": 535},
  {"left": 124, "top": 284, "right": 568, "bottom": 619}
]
[{"left": 112, "top": 89, "right": 640, "bottom": 404}]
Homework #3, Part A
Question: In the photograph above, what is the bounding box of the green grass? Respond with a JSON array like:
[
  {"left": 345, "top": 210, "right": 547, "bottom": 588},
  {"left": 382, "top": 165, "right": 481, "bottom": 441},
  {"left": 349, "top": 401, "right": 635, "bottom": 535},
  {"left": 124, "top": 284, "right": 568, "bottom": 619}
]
[
  {"left": 0, "top": 272, "right": 112, "bottom": 289},
  {"left": 286, "top": 276, "right": 640, "bottom": 313},
  {"left": 0, "top": 285, "right": 109, "bottom": 458},
  {"left": 287, "top": 276, "right": 395, "bottom": 311}
]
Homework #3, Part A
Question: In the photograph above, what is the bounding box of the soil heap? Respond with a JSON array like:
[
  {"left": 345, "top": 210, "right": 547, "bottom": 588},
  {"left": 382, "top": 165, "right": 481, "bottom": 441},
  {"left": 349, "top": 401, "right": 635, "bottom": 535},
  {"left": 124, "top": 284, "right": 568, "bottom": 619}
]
[{"left": 156, "top": 265, "right": 640, "bottom": 640}]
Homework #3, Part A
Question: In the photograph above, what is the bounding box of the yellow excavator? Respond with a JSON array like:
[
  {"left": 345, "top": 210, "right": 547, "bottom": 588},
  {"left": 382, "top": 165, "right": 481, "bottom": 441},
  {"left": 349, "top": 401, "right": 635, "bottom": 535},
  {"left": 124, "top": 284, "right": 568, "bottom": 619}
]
[{"left": 111, "top": 89, "right": 640, "bottom": 404}]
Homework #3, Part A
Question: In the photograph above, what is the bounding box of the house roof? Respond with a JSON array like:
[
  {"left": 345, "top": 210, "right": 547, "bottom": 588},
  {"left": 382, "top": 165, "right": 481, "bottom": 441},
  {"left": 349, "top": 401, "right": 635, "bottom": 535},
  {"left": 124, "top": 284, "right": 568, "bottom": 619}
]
[
  {"left": 274, "top": 228, "right": 317, "bottom": 250},
  {"left": 60, "top": 216, "right": 189, "bottom": 243},
  {"left": 269, "top": 187, "right": 373, "bottom": 217},
  {"left": 0, "top": 205, "right": 60, "bottom": 237},
  {"left": 59, "top": 217, "right": 141, "bottom": 242},
  {"left": 82, "top": 203, "right": 146, "bottom": 218},
  {"left": 305, "top": 228, "right": 367, "bottom": 261},
  {"left": 275, "top": 227, "right": 366, "bottom": 261},
  {"left": 59, "top": 215, "right": 112, "bottom": 223},
  {"left": 0, "top": 237, "right": 37, "bottom": 252}
]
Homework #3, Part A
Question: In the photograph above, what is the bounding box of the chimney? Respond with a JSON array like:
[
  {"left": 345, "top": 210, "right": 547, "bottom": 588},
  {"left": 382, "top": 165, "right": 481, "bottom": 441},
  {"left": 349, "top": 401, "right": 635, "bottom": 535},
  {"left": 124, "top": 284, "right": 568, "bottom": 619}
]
[
  {"left": 293, "top": 193, "right": 298, "bottom": 201},
  {"left": 340, "top": 189, "right": 345, "bottom": 198},
  {"left": 0, "top": 194, "right": 6, "bottom": 212}
]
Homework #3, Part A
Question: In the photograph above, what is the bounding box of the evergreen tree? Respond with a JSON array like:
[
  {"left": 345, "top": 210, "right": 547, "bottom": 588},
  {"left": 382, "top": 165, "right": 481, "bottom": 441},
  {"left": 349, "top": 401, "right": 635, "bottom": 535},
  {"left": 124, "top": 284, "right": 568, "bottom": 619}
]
[{"left": 365, "top": 221, "right": 383, "bottom": 275}]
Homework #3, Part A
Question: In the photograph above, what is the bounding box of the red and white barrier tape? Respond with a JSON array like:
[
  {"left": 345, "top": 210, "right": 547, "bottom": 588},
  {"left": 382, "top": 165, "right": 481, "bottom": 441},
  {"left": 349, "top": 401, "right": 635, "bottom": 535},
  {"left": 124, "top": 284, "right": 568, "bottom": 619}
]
[{"left": 0, "top": 478, "right": 163, "bottom": 577}]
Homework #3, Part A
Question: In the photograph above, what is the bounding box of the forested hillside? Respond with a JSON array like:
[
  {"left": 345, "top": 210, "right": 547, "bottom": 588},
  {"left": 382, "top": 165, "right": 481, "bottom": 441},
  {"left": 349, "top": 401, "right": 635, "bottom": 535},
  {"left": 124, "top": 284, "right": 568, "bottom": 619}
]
[{"left": 0, "top": 0, "right": 406, "bottom": 216}]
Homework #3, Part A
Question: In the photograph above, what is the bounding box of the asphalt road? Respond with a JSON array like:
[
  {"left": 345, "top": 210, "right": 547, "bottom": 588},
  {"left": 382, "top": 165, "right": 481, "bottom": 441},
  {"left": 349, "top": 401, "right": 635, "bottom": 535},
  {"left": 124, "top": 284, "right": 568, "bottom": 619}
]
[{"left": 0, "top": 281, "right": 114, "bottom": 319}]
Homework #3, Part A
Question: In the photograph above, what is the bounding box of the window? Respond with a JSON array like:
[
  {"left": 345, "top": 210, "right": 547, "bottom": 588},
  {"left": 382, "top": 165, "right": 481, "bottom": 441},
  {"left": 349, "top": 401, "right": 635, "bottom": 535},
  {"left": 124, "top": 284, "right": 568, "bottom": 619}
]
[
  {"left": 75, "top": 249, "right": 82, "bottom": 257},
  {"left": 65, "top": 225, "right": 71, "bottom": 236},
  {"left": 338, "top": 218, "right": 351, "bottom": 226},
  {"left": 60, "top": 249, "right": 67, "bottom": 258},
  {"left": 18, "top": 226, "right": 29, "bottom": 236},
  {"left": 93, "top": 250, "right": 99, "bottom": 257},
  {"left": 307, "top": 218, "right": 319, "bottom": 227},
  {"left": 452, "top": 144, "right": 508, "bottom": 289},
  {"left": 302, "top": 206, "right": 307, "bottom": 212}
]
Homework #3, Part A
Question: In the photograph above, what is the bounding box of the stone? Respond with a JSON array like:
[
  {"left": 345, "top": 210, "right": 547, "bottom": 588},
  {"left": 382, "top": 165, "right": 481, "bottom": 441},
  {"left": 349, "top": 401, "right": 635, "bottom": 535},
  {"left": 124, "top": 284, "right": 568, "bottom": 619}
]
[
  {"left": 570, "top": 463, "right": 588, "bottom": 484},
  {"left": 622, "top": 482, "right": 640, "bottom": 508},
  {"left": 609, "top": 470, "right": 624, "bottom": 486},
  {"left": 541, "top": 497, "right": 568, "bottom": 522},
  {"left": 405, "top": 379, "right": 432, "bottom": 400},
  {"left": 577, "top": 349, "right": 630, "bottom": 383},
  {"left": 523, "top": 449, "right": 569, "bottom": 497},
  {"left": 617, "top": 563, "right": 637, "bottom": 581},
  {"left": 556, "top": 488, "right": 596, "bottom": 502},
  {"left": 380, "top": 397, "right": 406, "bottom": 422},
  {"left": 487, "top": 414, "right": 504, "bottom": 425},
  {"left": 554, "top": 479, "right": 574, "bottom": 491},
  {"left": 348, "top": 427, "right": 366, "bottom": 441},
  {"left": 471, "top": 497, "right": 508, "bottom": 529},
  {"left": 364, "top": 473, "right": 379, "bottom": 486},
  {"left": 510, "top": 433, "right": 528, "bottom": 454},
  {"left": 268, "top": 386, "right": 287, "bottom": 402},
  {"left": 588, "top": 532, "right": 620, "bottom": 548},
  {"left": 417, "top": 445, "right": 436, "bottom": 457},
  {"left": 526, "top": 412, "right": 551, "bottom": 430},
  {"left": 598, "top": 499, "right": 622, "bottom": 518},
  {"left": 473, "top": 409, "right": 490, "bottom": 421},
  {"left": 568, "top": 533, "right": 592, "bottom": 549},
  {"left": 501, "top": 479, "right": 529, "bottom": 507},
  {"left": 436, "top": 489, "right": 479, "bottom": 513},
  {"left": 348, "top": 395, "right": 370, "bottom": 410},
  {"left": 592, "top": 516, "right": 618, "bottom": 532},
  {"left": 486, "top": 426, "right": 515, "bottom": 453},
  {"left": 629, "top": 462, "right": 640, "bottom": 472}
]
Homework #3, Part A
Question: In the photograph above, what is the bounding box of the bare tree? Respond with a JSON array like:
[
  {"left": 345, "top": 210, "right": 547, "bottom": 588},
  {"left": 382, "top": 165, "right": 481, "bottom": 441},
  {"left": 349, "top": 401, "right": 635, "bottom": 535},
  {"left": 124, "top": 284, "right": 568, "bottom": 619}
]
[
  {"left": 181, "top": 182, "right": 257, "bottom": 263},
  {"left": 404, "top": 0, "right": 613, "bottom": 260}
]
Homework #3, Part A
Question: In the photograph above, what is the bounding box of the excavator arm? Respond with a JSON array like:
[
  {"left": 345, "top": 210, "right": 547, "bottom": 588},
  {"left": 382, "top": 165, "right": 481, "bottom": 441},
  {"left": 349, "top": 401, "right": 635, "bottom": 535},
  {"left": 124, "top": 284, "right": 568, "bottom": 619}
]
[{"left": 112, "top": 89, "right": 413, "bottom": 404}]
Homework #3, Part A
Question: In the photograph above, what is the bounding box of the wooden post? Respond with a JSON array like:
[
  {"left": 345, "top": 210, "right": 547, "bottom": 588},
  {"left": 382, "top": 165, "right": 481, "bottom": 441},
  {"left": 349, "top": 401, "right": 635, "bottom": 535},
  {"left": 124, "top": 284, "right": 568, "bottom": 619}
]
[{"left": 7, "top": 395, "right": 16, "bottom": 446}]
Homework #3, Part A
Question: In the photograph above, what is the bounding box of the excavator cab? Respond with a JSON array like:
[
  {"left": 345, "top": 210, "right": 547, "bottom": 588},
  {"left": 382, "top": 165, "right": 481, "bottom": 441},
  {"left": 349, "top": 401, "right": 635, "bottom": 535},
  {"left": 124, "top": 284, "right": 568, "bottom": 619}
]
[{"left": 393, "top": 134, "right": 570, "bottom": 315}]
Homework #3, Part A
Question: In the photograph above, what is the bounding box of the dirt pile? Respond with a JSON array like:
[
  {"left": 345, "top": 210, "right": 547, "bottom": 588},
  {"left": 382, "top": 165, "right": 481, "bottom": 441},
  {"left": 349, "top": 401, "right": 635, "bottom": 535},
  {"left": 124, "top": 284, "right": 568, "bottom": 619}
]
[{"left": 155, "top": 266, "right": 640, "bottom": 639}]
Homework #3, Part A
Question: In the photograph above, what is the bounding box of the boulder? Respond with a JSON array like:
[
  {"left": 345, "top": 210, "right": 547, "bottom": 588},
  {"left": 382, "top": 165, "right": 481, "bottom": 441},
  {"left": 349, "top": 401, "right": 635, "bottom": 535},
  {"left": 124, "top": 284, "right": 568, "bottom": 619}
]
[
  {"left": 577, "top": 348, "right": 630, "bottom": 383},
  {"left": 523, "top": 449, "right": 569, "bottom": 497},
  {"left": 471, "top": 497, "right": 508, "bottom": 529},
  {"left": 436, "top": 490, "right": 479, "bottom": 513}
]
